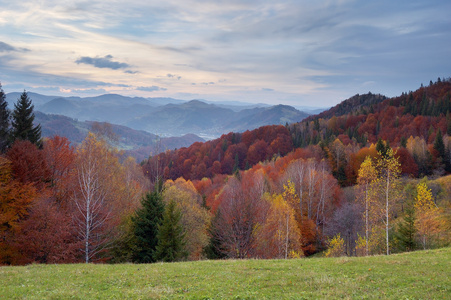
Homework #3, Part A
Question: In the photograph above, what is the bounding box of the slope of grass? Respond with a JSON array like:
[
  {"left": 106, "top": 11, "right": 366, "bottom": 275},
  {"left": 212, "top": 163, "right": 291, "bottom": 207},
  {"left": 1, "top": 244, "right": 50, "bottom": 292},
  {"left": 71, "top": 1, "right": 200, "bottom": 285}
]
[{"left": 1, "top": 248, "right": 450, "bottom": 299}]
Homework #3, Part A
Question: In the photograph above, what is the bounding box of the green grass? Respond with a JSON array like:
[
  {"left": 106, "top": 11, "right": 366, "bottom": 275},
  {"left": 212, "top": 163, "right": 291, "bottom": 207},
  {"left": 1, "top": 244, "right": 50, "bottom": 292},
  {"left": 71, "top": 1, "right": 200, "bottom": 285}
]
[{"left": 1, "top": 248, "right": 450, "bottom": 299}]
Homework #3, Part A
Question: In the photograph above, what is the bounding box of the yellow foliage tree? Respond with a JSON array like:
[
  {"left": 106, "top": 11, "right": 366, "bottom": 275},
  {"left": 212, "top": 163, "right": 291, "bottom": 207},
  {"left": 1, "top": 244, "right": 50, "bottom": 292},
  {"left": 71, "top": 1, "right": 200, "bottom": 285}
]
[
  {"left": 357, "top": 156, "right": 378, "bottom": 256},
  {"left": 325, "top": 233, "right": 345, "bottom": 257},
  {"left": 163, "top": 178, "right": 211, "bottom": 260},
  {"left": 375, "top": 148, "right": 401, "bottom": 255},
  {"left": 414, "top": 182, "right": 448, "bottom": 249},
  {"left": 255, "top": 193, "right": 303, "bottom": 259}
]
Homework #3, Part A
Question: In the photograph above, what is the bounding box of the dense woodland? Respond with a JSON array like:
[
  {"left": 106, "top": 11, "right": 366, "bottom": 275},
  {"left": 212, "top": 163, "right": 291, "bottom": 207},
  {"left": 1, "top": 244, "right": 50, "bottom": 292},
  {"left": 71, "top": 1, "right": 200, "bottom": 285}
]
[{"left": 0, "top": 79, "right": 450, "bottom": 265}]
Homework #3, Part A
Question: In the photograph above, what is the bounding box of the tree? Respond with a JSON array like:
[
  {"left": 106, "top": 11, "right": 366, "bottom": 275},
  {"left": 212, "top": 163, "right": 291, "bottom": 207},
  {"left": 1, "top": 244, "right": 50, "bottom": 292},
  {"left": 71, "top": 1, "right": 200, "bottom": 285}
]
[
  {"left": 414, "top": 182, "right": 444, "bottom": 249},
  {"left": 132, "top": 191, "right": 165, "bottom": 263},
  {"left": 0, "top": 82, "right": 10, "bottom": 152},
  {"left": 153, "top": 199, "right": 187, "bottom": 262},
  {"left": 43, "top": 136, "right": 76, "bottom": 204},
  {"left": 11, "top": 91, "right": 41, "bottom": 146},
  {"left": 395, "top": 199, "right": 417, "bottom": 252},
  {"left": 0, "top": 156, "right": 37, "bottom": 264},
  {"left": 6, "top": 140, "right": 50, "bottom": 189},
  {"left": 72, "top": 133, "right": 112, "bottom": 263},
  {"left": 12, "top": 195, "right": 79, "bottom": 264},
  {"left": 163, "top": 178, "right": 211, "bottom": 260},
  {"left": 254, "top": 193, "right": 302, "bottom": 259},
  {"left": 357, "top": 156, "right": 377, "bottom": 256},
  {"left": 324, "top": 233, "right": 345, "bottom": 257},
  {"left": 375, "top": 148, "right": 401, "bottom": 255}
]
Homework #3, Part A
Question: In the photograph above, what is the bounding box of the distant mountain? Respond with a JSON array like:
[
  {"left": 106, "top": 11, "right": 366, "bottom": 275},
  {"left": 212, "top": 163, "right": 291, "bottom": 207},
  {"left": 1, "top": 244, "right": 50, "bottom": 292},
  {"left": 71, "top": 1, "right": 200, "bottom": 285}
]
[
  {"left": 125, "top": 100, "right": 309, "bottom": 139},
  {"left": 6, "top": 92, "right": 59, "bottom": 107},
  {"left": 227, "top": 104, "right": 310, "bottom": 132},
  {"left": 34, "top": 111, "right": 205, "bottom": 162},
  {"left": 6, "top": 92, "right": 310, "bottom": 139}
]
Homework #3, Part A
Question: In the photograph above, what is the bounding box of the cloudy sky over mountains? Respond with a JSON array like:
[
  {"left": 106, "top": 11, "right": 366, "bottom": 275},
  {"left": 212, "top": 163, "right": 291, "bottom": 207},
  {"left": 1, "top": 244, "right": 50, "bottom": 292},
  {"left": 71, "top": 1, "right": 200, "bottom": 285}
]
[{"left": 0, "top": 0, "right": 450, "bottom": 107}]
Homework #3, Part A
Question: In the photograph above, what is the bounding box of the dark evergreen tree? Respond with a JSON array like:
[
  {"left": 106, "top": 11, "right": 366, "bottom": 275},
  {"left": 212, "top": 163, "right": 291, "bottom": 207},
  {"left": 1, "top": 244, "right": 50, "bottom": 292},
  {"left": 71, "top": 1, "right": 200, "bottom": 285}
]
[
  {"left": 0, "top": 83, "right": 10, "bottom": 152},
  {"left": 11, "top": 91, "right": 41, "bottom": 146},
  {"left": 203, "top": 210, "right": 226, "bottom": 259},
  {"left": 433, "top": 129, "right": 445, "bottom": 159},
  {"left": 376, "top": 138, "right": 387, "bottom": 157},
  {"left": 132, "top": 191, "right": 165, "bottom": 263},
  {"left": 395, "top": 201, "right": 417, "bottom": 252},
  {"left": 400, "top": 137, "right": 407, "bottom": 148},
  {"left": 153, "top": 199, "right": 187, "bottom": 262}
]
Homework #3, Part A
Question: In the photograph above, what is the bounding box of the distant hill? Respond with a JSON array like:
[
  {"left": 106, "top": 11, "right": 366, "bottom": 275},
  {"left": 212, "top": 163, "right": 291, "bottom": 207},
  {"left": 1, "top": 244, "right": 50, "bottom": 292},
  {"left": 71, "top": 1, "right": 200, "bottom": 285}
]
[
  {"left": 6, "top": 92, "right": 310, "bottom": 139},
  {"left": 227, "top": 104, "right": 309, "bottom": 132},
  {"left": 34, "top": 112, "right": 205, "bottom": 162},
  {"left": 305, "top": 92, "right": 387, "bottom": 121}
]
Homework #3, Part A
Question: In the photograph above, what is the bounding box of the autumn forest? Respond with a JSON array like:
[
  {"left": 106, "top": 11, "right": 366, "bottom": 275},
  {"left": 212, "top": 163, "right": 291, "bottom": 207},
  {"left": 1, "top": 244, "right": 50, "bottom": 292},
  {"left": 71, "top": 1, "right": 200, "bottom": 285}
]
[{"left": 0, "top": 79, "right": 450, "bottom": 265}]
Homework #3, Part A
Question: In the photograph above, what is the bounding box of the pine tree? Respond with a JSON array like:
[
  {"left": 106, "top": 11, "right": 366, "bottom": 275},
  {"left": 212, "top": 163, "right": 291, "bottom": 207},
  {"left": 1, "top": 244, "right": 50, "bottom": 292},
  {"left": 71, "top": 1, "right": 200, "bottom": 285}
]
[
  {"left": 11, "top": 91, "right": 41, "bottom": 146},
  {"left": 132, "top": 191, "right": 165, "bottom": 263},
  {"left": 154, "top": 199, "right": 187, "bottom": 262},
  {"left": 0, "top": 83, "right": 10, "bottom": 152}
]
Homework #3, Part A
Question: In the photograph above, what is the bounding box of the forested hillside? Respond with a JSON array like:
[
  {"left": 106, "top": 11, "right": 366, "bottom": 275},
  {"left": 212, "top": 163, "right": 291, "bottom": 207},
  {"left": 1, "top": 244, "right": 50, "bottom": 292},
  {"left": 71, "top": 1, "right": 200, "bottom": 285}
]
[
  {"left": 144, "top": 79, "right": 451, "bottom": 185},
  {"left": 0, "top": 80, "right": 450, "bottom": 265}
]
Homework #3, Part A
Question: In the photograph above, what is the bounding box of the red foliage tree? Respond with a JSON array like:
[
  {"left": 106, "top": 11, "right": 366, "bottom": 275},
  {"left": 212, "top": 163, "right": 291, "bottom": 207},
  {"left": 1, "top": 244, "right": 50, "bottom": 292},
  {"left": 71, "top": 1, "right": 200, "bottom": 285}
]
[{"left": 6, "top": 140, "right": 50, "bottom": 188}]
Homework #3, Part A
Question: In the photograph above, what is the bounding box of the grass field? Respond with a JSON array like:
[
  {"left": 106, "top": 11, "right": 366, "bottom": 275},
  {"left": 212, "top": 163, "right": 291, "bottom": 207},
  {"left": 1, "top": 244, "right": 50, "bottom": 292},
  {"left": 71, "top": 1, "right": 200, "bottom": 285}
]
[{"left": 1, "top": 248, "right": 450, "bottom": 299}]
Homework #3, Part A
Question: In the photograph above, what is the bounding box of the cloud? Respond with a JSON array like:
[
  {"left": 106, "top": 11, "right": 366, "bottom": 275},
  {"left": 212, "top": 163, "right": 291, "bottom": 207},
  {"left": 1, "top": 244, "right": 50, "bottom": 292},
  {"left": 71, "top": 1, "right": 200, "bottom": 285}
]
[
  {"left": 167, "top": 73, "right": 181, "bottom": 80},
  {"left": 75, "top": 55, "right": 130, "bottom": 70},
  {"left": 262, "top": 88, "right": 274, "bottom": 92},
  {"left": 137, "top": 86, "right": 167, "bottom": 92},
  {"left": 0, "top": 41, "right": 29, "bottom": 52},
  {"left": 0, "top": 41, "right": 16, "bottom": 52}
]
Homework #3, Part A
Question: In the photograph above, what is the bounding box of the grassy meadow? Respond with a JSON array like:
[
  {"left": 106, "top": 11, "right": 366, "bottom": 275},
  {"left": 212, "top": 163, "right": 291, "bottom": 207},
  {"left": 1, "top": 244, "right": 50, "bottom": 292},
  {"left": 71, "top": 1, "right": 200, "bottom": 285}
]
[{"left": 1, "top": 248, "right": 450, "bottom": 299}]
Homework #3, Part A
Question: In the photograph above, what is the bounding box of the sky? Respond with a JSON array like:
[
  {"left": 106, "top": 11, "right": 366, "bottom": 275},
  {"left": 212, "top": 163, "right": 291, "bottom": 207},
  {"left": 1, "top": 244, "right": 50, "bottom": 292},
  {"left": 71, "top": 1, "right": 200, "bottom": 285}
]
[{"left": 0, "top": 0, "right": 450, "bottom": 107}]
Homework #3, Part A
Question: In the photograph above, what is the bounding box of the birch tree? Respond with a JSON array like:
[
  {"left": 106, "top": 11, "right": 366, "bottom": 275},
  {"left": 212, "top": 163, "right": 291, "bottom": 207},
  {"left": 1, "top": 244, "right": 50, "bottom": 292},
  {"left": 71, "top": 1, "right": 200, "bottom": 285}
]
[
  {"left": 357, "top": 156, "right": 378, "bottom": 256},
  {"left": 375, "top": 148, "right": 401, "bottom": 255},
  {"left": 72, "top": 133, "right": 112, "bottom": 263}
]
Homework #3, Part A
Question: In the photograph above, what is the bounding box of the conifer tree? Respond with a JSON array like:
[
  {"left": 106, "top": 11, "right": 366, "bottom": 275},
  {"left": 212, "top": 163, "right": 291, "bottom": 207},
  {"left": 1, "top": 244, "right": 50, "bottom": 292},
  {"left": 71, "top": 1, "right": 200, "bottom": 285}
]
[
  {"left": 0, "top": 83, "right": 10, "bottom": 152},
  {"left": 154, "top": 199, "right": 187, "bottom": 262},
  {"left": 433, "top": 129, "right": 445, "bottom": 159},
  {"left": 395, "top": 200, "right": 417, "bottom": 252},
  {"left": 132, "top": 191, "right": 165, "bottom": 263},
  {"left": 11, "top": 91, "right": 41, "bottom": 146}
]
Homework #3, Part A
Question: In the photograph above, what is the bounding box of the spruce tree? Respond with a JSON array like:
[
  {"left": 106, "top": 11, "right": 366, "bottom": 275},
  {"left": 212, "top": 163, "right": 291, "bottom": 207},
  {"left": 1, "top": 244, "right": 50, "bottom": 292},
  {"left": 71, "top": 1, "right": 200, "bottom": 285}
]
[
  {"left": 132, "top": 191, "right": 165, "bottom": 263},
  {"left": 203, "top": 210, "right": 226, "bottom": 259},
  {"left": 433, "top": 129, "right": 445, "bottom": 158},
  {"left": 154, "top": 199, "right": 187, "bottom": 262},
  {"left": 11, "top": 91, "right": 41, "bottom": 146},
  {"left": 395, "top": 201, "right": 417, "bottom": 252},
  {"left": 376, "top": 138, "right": 387, "bottom": 157},
  {"left": 0, "top": 83, "right": 10, "bottom": 152}
]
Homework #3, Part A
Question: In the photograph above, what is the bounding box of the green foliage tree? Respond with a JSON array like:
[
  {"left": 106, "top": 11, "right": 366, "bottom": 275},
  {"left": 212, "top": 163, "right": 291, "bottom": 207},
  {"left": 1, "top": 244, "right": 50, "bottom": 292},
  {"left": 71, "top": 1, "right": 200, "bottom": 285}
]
[
  {"left": 433, "top": 129, "right": 445, "bottom": 158},
  {"left": 203, "top": 210, "right": 226, "bottom": 259},
  {"left": 132, "top": 191, "right": 165, "bottom": 263},
  {"left": 376, "top": 138, "right": 387, "bottom": 157},
  {"left": 395, "top": 200, "right": 417, "bottom": 252},
  {"left": 154, "top": 199, "right": 187, "bottom": 262},
  {"left": 11, "top": 91, "right": 41, "bottom": 146},
  {"left": 0, "top": 83, "right": 10, "bottom": 152}
]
